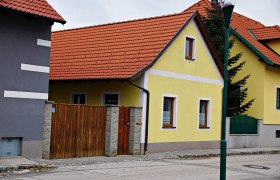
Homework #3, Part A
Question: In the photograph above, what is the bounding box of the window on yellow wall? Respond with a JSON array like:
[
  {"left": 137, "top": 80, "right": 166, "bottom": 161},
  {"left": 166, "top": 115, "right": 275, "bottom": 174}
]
[
  {"left": 162, "top": 97, "right": 176, "bottom": 128},
  {"left": 185, "top": 37, "right": 195, "bottom": 60},
  {"left": 199, "top": 100, "right": 210, "bottom": 129},
  {"left": 72, "top": 93, "right": 86, "bottom": 104},
  {"left": 104, "top": 94, "right": 119, "bottom": 105},
  {"left": 277, "top": 88, "right": 280, "bottom": 110}
]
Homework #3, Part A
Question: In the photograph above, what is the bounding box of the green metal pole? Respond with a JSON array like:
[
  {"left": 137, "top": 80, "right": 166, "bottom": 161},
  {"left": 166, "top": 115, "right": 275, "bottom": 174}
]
[
  {"left": 220, "top": 27, "right": 229, "bottom": 180},
  {"left": 220, "top": 4, "right": 234, "bottom": 180}
]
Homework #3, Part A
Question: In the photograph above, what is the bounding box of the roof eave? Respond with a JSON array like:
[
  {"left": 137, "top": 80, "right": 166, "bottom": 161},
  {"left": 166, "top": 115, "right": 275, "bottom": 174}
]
[
  {"left": 0, "top": 6, "right": 66, "bottom": 24},
  {"left": 230, "top": 27, "right": 274, "bottom": 66},
  {"left": 50, "top": 78, "right": 130, "bottom": 81},
  {"left": 130, "top": 10, "right": 224, "bottom": 80},
  {"left": 130, "top": 11, "right": 199, "bottom": 80}
]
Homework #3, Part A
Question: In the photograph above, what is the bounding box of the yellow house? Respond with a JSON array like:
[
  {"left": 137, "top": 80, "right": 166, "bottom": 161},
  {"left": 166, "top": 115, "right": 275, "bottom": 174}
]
[
  {"left": 229, "top": 19, "right": 280, "bottom": 146},
  {"left": 49, "top": 9, "right": 224, "bottom": 152},
  {"left": 230, "top": 24, "right": 280, "bottom": 123},
  {"left": 190, "top": 0, "right": 280, "bottom": 147}
]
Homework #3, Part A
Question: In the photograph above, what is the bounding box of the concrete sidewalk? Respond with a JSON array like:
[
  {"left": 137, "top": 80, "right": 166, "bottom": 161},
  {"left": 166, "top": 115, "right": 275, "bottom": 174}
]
[{"left": 1, "top": 147, "right": 280, "bottom": 172}]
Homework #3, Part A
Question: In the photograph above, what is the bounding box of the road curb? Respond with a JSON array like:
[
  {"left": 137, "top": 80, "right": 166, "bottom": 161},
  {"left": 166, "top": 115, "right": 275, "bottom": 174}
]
[
  {"left": 0, "top": 164, "right": 58, "bottom": 173},
  {"left": 177, "top": 150, "right": 280, "bottom": 159}
]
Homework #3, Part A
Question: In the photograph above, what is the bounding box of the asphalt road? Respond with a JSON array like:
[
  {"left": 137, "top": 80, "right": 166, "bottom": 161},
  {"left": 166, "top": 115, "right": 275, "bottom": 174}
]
[{"left": 3, "top": 154, "right": 280, "bottom": 180}]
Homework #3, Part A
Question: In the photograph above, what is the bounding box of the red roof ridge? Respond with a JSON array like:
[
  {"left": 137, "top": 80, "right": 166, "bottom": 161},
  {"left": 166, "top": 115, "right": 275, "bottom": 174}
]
[
  {"left": 233, "top": 12, "right": 265, "bottom": 28},
  {"left": 53, "top": 11, "right": 193, "bottom": 33},
  {"left": 182, "top": 0, "right": 211, "bottom": 13},
  {"left": 250, "top": 25, "right": 280, "bottom": 30}
]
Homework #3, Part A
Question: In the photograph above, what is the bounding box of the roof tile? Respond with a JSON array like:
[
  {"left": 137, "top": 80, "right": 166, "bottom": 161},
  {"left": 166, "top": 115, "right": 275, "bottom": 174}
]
[
  {"left": 188, "top": 0, "right": 280, "bottom": 65},
  {"left": 51, "top": 0, "right": 280, "bottom": 80},
  {"left": 0, "top": 0, "right": 65, "bottom": 23},
  {"left": 50, "top": 11, "right": 194, "bottom": 80},
  {"left": 250, "top": 26, "right": 280, "bottom": 41}
]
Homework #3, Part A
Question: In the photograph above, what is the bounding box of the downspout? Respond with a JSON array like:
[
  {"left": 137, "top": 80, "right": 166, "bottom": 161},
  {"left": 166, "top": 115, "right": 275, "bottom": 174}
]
[{"left": 128, "top": 79, "right": 150, "bottom": 155}]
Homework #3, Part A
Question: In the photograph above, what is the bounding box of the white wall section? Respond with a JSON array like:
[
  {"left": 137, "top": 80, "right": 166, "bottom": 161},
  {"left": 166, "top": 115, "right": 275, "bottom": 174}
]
[
  {"left": 4, "top": 91, "right": 48, "bottom": 100},
  {"left": 21, "top": 63, "right": 50, "bottom": 73},
  {"left": 148, "top": 69, "right": 223, "bottom": 86},
  {"left": 37, "top": 39, "right": 51, "bottom": 47}
]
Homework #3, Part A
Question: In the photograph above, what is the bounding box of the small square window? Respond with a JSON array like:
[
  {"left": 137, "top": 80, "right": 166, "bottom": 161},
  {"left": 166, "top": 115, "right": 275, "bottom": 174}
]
[
  {"left": 276, "top": 130, "right": 280, "bottom": 138},
  {"left": 162, "top": 97, "right": 176, "bottom": 128},
  {"left": 199, "top": 100, "right": 210, "bottom": 129},
  {"left": 104, "top": 94, "right": 119, "bottom": 105},
  {"left": 276, "top": 88, "right": 280, "bottom": 110},
  {"left": 72, "top": 94, "right": 86, "bottom": 104},
  {"left": 185, "top": 37, "right": 194, "bottom": 60}
]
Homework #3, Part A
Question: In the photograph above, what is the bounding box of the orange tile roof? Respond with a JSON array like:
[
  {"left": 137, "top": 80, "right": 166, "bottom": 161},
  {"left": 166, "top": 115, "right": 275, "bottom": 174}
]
[
  {"left": 51, "top": 0, "right": 280, "bottom": 81},
  {"left": 0, "top": 0, "right": 65, "bottom": 24},
  {"left": 188, "top": 0, "right": 280, "bottom": 65},
  {"left": 183, "top": 0, "right": 211, "bottom": 17},
  {"left": 250, "top": 26, "right": 280, "bottom": 41},
  {"left": 50, "top": 10, "right": 222, "bottom": 80}
]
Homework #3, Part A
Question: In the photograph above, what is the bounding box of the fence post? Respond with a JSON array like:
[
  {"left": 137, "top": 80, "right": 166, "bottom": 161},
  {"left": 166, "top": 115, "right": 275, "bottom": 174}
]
[
  {"left": 105, "top": 106, "right": 119, "bottom": 157},
  {"left": 42, "top": 101, "right": 54, "bottom": 159},
  {"left": 129, "top": 107, "right": 142, "bottom": 155}
]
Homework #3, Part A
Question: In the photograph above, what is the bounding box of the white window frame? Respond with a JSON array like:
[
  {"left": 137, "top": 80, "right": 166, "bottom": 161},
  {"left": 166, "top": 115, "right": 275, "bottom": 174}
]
[
  {"left": 101, "top": 91, "right": 120, "bottom": 106},
  {"left": 161, "top": 94, "right": 178, "bottom": 130},
  {"left": 198, "top": 98, "right": 211, "bottom": 130},
  {"left": 276, "top": 86, "right": 280, "bottom": 110},
  {"left": 184, "top": 35, "right": 196, "bottom": 61},
  {"left": 70, "top": 92, "right": 87, "bottom": 104}
]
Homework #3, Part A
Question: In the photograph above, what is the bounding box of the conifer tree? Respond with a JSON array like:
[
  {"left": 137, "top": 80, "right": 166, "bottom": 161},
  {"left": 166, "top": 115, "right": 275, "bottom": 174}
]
[{"left": 202, "top": 1, "right": 255, "bottom": 116}]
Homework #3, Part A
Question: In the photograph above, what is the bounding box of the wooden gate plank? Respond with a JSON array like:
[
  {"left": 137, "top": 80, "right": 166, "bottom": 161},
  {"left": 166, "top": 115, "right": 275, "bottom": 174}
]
[
  {"left": 50, "top": 104, "right": 106, "bottom": 159},
  {"left": 118, "top": 107, "right": 130, "bottom": 155}
]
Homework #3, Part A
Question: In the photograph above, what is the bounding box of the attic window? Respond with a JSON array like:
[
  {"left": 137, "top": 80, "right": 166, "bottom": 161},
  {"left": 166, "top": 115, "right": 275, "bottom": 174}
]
[{"left": 185, "top": 36, "right": 196, "bottom": 60}]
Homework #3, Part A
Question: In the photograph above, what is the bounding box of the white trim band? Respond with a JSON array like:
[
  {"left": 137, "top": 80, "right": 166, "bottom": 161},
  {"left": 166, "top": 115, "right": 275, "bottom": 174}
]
[
  {"left": 37, "top": 39, "right": 51, "bottom": 47},
  {"left": 4, "top": 91, "right": 48, "bottom": 100},
  {"left": 148, "top": 69, "right": 223, "bottom": 85},
  {"left": 21, "top": 63, "right": 50, "bottom": 73}
]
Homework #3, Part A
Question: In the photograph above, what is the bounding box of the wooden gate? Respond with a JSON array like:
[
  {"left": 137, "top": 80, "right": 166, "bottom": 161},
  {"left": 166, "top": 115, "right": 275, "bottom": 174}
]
[
  {"left": 118, "top": 107, "right": 130, "bottom": 155},
  {"left": 50, "top": 104, "right": 107, "bottom": 159}
]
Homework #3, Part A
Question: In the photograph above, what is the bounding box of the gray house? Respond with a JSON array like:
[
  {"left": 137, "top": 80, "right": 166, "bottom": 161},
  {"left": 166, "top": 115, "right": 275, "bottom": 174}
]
[{"left": 0, "top": 0, "right": 65, "bottom": 158}]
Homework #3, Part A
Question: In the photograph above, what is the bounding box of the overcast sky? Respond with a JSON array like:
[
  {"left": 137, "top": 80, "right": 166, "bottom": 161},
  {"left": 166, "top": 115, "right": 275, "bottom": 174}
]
[{"left": 47, "top": 0, "right": 280, "bottom": 31}]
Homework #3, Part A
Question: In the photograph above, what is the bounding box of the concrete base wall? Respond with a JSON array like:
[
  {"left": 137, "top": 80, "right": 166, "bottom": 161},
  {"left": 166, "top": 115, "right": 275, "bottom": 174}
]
[
  {"left": 226, "top": 118, "right": 280, "bottom": 148},
  {"left": 258, "top": 122, "right": 280, "bottom": 147},
  {"left": 146, "top": 141, "right": 220, "bottom": 153},
  {"left": 22, "top": 140, "right": 43, "bottom": 159}
]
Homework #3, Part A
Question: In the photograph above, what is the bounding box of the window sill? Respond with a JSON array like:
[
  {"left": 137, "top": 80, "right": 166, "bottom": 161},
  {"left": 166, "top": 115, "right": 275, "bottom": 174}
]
[
  {"left": 199, "top": 127, "right": 210, "bottom": 129},
  {"left": 185, "top": 57, "right": 195, "bottom": 61},
  {"left": 162, "top": 127, "right": 176, "bottom": 129}
]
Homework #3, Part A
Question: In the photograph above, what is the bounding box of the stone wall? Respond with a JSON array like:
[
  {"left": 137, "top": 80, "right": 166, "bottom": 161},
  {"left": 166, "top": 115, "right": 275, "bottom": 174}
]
[
  {"left": 42, "top": 101, "right": 53, "bottom": 159},
  {"left": 105, "top": 106, "right": 119, "bottom": 157},
  {"left": 129, "top": 107, "right": 142, "bottom": 155}
]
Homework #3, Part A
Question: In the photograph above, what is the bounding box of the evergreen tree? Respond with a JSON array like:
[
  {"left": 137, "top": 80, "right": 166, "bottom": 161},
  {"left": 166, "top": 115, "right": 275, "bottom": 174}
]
[{"left": 202, "top": 1, "right": 255, "bottom": 116}]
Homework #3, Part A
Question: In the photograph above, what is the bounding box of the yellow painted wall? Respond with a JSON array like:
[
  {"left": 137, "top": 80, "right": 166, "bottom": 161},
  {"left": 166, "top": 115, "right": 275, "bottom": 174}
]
[
  {"left": 230, "top": 37, "right": 266, "bottom": 119},
  {"left": 265, "top": 39, "right": 280, "bottom": 54},
  {"left": 147, "top": 20, "right": 223, "bottom": 143},
  {"left": 152, "top": 21, "right": 221, "bottom": 81},
  {"left": 148, "top": 75, "right": 222, "bottom": 143},
  {"left": 49, "top": 80, "right": 141, "bottom": 107},
  {"left": 263, "top": 65, "right": 280, "bottom": 124}
]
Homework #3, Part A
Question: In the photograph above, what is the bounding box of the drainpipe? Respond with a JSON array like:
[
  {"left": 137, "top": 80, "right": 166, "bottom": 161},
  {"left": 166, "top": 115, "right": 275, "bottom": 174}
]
[{"left": 128, "top": 79, "right": 150, "bottom": 155}]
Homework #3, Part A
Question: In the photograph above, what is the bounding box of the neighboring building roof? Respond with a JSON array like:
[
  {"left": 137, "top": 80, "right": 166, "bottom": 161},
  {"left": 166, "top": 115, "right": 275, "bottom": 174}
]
[
  {"left": 250, "top": 26, "right": 280, "bottom": 41},
  {"left": 0, "top": 0, "right": 65, "bottom": 24},
  {"left": 188, "top": 0, "right": 280, "bottom": 66},
  {"left": 50, "top": 11, "right": 222, "bottom": 80}
]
